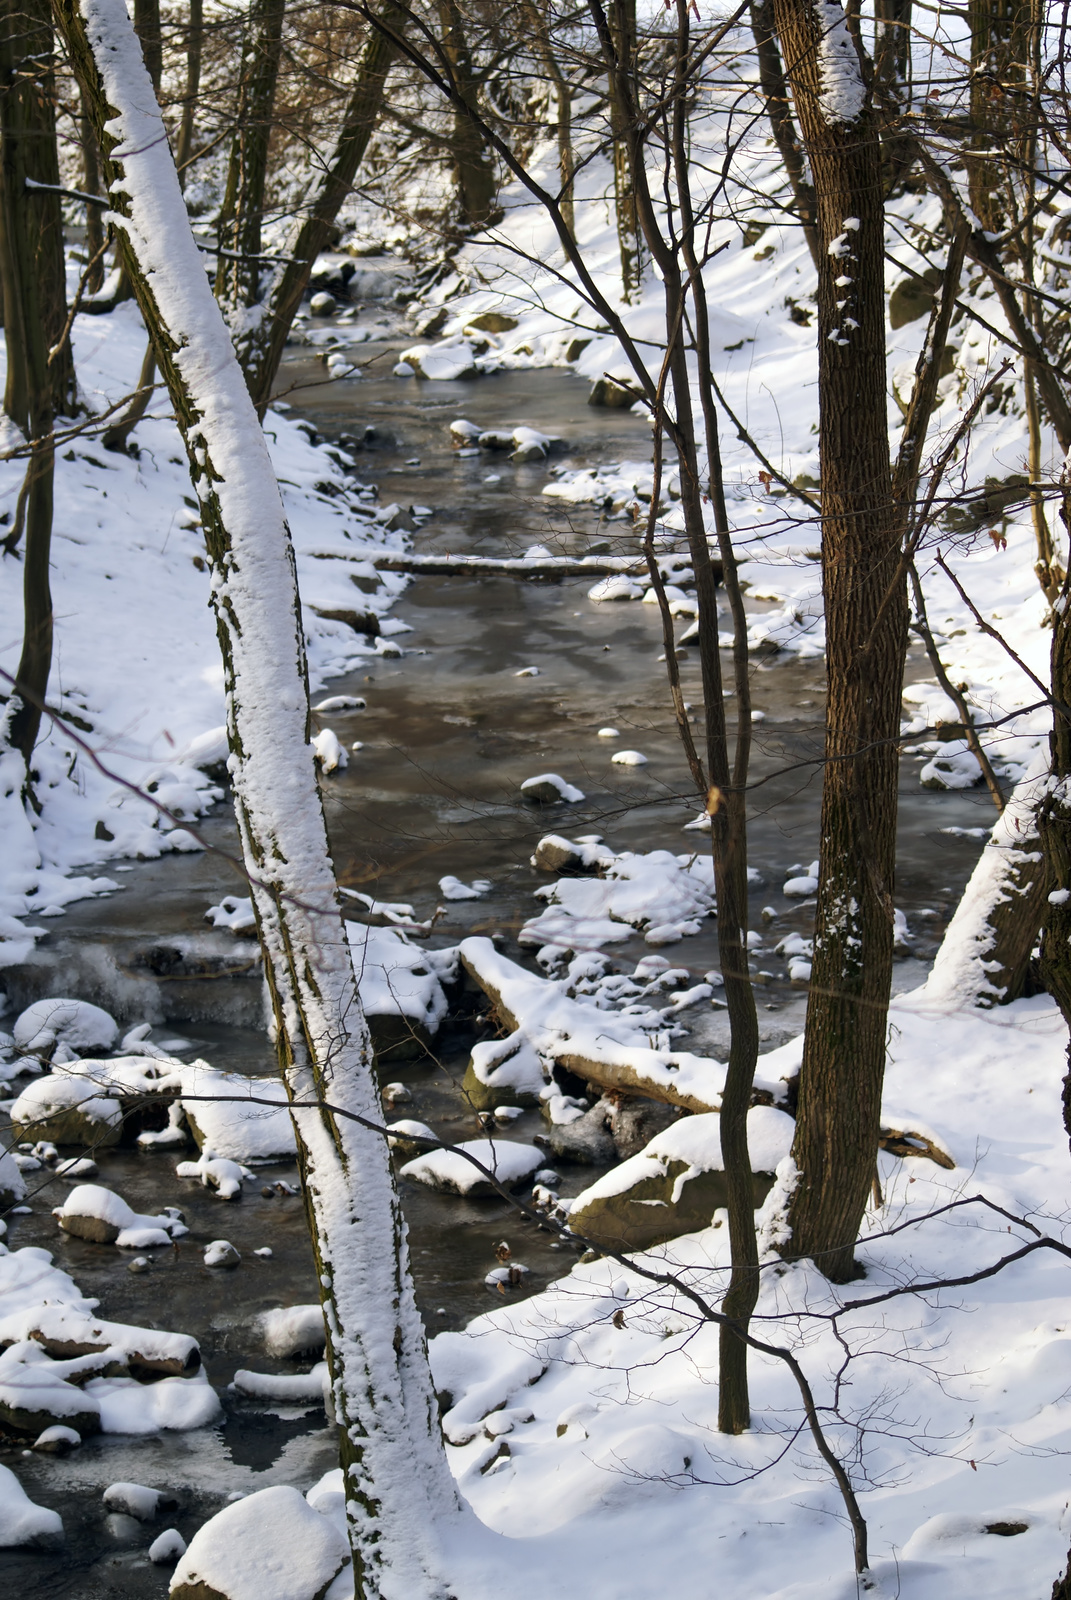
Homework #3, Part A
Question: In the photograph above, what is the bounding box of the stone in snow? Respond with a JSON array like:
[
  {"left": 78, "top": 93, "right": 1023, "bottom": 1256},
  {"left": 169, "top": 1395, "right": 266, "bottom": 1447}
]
[
  {"left": 521, "top": 773, "right": 585, "bottom": 804},
  {"left": 611, "top": 749, "right": 647, "bottom": 766}
]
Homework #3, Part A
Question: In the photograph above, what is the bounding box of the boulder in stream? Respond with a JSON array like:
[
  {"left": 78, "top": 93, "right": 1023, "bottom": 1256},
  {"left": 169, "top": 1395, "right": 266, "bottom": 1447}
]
[
  {"left": 567, "top": 1107, "right": 794, "bottom": 1252},
  {"left": 169, "top": 1484, "right": 348, "bottom": 1600},
  {"left": 10, "top": 1076, "right": 123, "bottom": 1149},
  {"left": 400, "top": 1138, "right": 542, "bottom": 1197},
  {"left": 461, "top": 1030, "right": 546, "bottom": 1112},
  {"left": 520, "top": 773, "right": 585, "bottom": 804}
]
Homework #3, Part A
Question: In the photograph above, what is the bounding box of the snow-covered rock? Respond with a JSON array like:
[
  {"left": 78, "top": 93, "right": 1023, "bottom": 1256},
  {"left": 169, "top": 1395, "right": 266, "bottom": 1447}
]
[
  {"left": 568, "top": 1107, "right": 795, "bottom": 1250},
  {"left": 203, "top": 1240, "right": 241, "bottom": 1269},
  {"left": 0, "top": 1463, "right": 63, "bottom": 1548},
  {"left": 257, "top": 1304, "right": 326, "bottom": 1359},
  {"left": 54, "top": 1184, "right": 187, "bottom": 1247},
  {"left": 175, "top": 1147, "right": 250, "bottom": 1200},
  {"left": 400, "top": 1138, "right": 542, "bottom": 1196},
  {"left": 169, "top": 1484, "right": 348, "bottom": 1600},
  {"left": 0, "top": 1143, "right": 27, "bottom": 1207},
  {"left": 180, "top": 1063, "right": 295, "bottom": 1161},
  {"left": 462, "top": 1030, "right": 547, "bottom": 1111},
  {"left": 10, "top": 1075, "right": 124, "bottom": 1148},
  {"left": 344, "top": 921, "right": 450, "bottom": 1058},
  {"left": 520, "top": 773, "right": 586, "bottom": 804},
  {"left": 103, "top": 1481, "right": 176, "bottom": 1521},
  {"left": 13, "top": 997, "right": 118, "bottom": 1060}
]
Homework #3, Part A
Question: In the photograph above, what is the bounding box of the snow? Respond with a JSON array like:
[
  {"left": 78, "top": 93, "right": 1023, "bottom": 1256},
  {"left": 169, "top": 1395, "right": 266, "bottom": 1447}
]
[
  {"left": 13, "top": 997, "right": 118, "bottom": 1057},
  {"left": 570, "top": 1107, "right": 796, "bottom": 1207},
  {"left": 520, "top": 773, "right": 586, "bottom": 803},
  {"left": 205, "top": 894, "right": 257, "bottom": 932},
  {"left": 103, "top": 1481, "right": 169, "bottom": 1520},
  {"left": 520, "top": 847, "right": 715, "bottom": 951},
  {"left": 10, "top": 1074, "right": 123, "bottom": 1138},
  {"left": 439, "top": 875, "right": 491, "bottom": 901},
  {"left": 179, "top": 1062, "right": 295, "bottom": 1162},
  {"left": 169, "top": 1484, "right": 349, "bottom": 1600},
  {"left": 815, "top": 2, "right": 867, "bottom": 126},
  {"left": 257, "top": 1304, "right": 326, "bottom": 1358},
  {"left": 150, "top": 1527, "right": 187, "bottom": 1564},
  {"left": 232, "top": 1363, "right": 328, "bottom": 1402},
  {"left": 400, "top": 1139, "right": 543, "bottom": 1196},
  {"left": 345, "top": 920, "right": 451, "bottom": 1033},
  {"left": 0, "top": 1463, "right": 63, "bottom": 1547},
  {"left": 610, "top": 749, "right": 647, "bottom": 766}
]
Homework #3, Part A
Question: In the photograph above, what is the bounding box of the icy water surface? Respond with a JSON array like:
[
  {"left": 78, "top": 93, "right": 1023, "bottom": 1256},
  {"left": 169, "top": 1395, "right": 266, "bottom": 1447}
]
[{"left": 0, "top": 340, "right": 1003, "bottom": 1593}]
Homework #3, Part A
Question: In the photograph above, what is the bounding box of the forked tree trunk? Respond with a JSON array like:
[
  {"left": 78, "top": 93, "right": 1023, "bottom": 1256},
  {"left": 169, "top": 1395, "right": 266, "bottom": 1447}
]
[
  {"left": 215, "top": 0, "right": 286, "bottom": 313},
  {"left": 54, "top": 3, "right": 459, "bottom": 1593},
  {"left": 772, "top": 0, "right": 909, "bottom": 1283},
  {"left": 1, "top": 0, "right": 59, "bottom": 765},
  {"left": 239, "top": 10, "right": 398, "bottom": 411}
]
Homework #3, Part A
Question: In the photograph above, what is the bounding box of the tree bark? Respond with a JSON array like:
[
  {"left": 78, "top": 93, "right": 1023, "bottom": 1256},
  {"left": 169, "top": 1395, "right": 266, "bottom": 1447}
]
[
  {"left": 79, "top": 98, "right": 106, "bottom": 291},
  {"left": 0, "top": 0, "right": 59, "bottom": 765},
  {"left": 215, "top": 0, "right": 286, "bottom": 313},
  {"left": 772, "top": 0, "right": 908, "bottom": 1283},
  {"left": 435, "top": 0, "right": 497, "bottom": 229},
  {"left": 608, "top": 0, "right": 644, "bottom": 300},
  {"left": 239, "top": 10, "right": 398, "bottom": 412},
  {"left": 175, "top": 0, "right": 203, "bottom": 176},
  {"left": 54, "top": 3, "right": 459, "bottom": 1592},
  {"left": 1039, "top": 563, "right": 1071, "bottom": 1150},
  {"left": 749, "top": 0, "right": 820, "bottom": 269}
]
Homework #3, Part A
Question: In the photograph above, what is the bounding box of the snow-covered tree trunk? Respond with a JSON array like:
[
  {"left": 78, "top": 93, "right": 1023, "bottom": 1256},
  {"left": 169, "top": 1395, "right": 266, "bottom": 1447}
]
[
  {"left": 52, "top": 3, "right": 458, "bottom": 1593},
  {"left": 923, "top": 750, "right": 1049, "bottom": 1009}
]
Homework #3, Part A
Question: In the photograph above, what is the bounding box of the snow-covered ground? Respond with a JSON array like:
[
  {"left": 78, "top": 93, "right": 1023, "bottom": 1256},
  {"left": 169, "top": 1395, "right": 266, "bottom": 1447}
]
[{"left": 0, "top": 295, "right": 411, "bottom": 968}]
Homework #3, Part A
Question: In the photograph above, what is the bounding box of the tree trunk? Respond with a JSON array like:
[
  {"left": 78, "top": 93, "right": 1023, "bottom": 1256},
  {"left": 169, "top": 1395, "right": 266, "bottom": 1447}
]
[
  {"left": 924, "top": 750, "right": 1049, "bottom": 1010},
  {"left": 0, "top": 0, "right": 58, "bottom": 766},
  {"left": 80, "top": 99, "right": 106, "bottom": 291},
  {"left": 55, "top": 3, "right": 459, "bottom": 1592},
  {"left": 525, "top": 2, "right": 575, "bottom": 237},
  {"left": 435, "top": 0, "right": 497, "bottom": 229},
  {"left": 239, "top": 11, "right": 398, "bottom": 411},
  {"left": 967, "top": 0, "right": 1032, "bottom": 233},
  {"left": 604, "top": 0, "right": 760, "bottom": 1427},
  {"left": 772, "top": 0, "right": 908, "bottom": 1283},
  {"left": 175, "top": 0, "right": 203, "bottom": 176},
  {"left": 1039, "top": 561, "right": 1071, "bottom": 1149},
  {"left": 749, "top": 0, "right": 820, "bottom": 270},
  {"left": 608, "top": 0, "right": 643, "bottom": 300},
  {"left": 215, "top": 0, "right": 286, "bottom": 313}
]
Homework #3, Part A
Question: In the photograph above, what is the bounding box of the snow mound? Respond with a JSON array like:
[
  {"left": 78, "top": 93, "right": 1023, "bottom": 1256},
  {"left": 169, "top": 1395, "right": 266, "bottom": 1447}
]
[
  {"left": 169, "top": 1484, "right": 348, "bottom": 1600},
  {"left": 0, "top": 1463, "right": 63, "bottom": 1547}
]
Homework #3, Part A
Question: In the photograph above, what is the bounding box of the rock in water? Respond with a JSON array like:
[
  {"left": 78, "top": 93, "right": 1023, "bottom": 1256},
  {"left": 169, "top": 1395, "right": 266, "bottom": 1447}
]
[
  {"left": 567, "top": 1107, "right": 794, "bottom": 1251},
  {"left": 32, "top": 1425, "right": 80, "bottom": 1455},
  {"left": 10, "top": 1077, "right": 123, "bottom": 1149},
  {"left": 0, "top": 1146, "right": 26, "bottom": 1208},
  {"left": 520, "top": 773, "right": 585, "bottom": 804},
  {"left": 150, "top": 1527, "right": 187, "bottom": 1565},
  {"left": 609, "top": 1097, "right": 680, "bottom": 1160},
  {"left": 169, "top": 1483, "right": 348, "bottom": 1600},
  {"left": 203, "top": 1240, "right": 241, "bottom": 1269},
  {"left": 537, "top": 1099, "right": 617, "bottom": 1165},
  {"left": 14, "top": 997, "right": 118, "bottom": 1061},
  {"left": 0, "top": 1464, "right": 64, "bottom": 1548}
]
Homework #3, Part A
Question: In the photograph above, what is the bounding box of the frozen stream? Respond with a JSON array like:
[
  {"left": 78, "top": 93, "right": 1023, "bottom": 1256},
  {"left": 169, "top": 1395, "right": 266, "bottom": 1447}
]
[{"left": 0, "top": 337, "right": 1002, "bottom": 1595}]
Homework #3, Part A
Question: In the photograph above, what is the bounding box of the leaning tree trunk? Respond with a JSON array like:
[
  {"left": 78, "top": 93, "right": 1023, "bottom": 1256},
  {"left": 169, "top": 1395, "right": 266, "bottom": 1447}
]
[
  {"left": 215, "top": 0, "right": 287, "bottom": 314},
  {"left": 1, "top": 0, "right": 58, "bottom": 765},
  {"left": 772, "top": 0, "right": 909, "bottom": 1283},
  {"left": 239, "top": 9, "right": 398, "bottom": 411},
  {"left": 925, "top": 749, "right": 1049, "bottom": 1010},
  {"left": 55, "top": 3, "right": 459, "bottom": 1593}
]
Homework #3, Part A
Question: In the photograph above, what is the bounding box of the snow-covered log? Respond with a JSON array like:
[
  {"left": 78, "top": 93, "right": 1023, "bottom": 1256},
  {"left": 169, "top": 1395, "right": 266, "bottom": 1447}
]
[
  {"left": 923, "top": 751, "right": 1049, "bottom": 1010},
  {"left": 365, "top": 551, "right": 721, "bottom": 581},
  {"left": 52, "top": 4, "right": 458, "bottom": 1594}
]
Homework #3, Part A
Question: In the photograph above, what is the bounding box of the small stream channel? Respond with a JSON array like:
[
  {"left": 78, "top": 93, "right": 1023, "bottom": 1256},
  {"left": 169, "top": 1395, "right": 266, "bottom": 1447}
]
[{"left": 0, "top": 324, "right": 1001, "bottom": 1595}]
